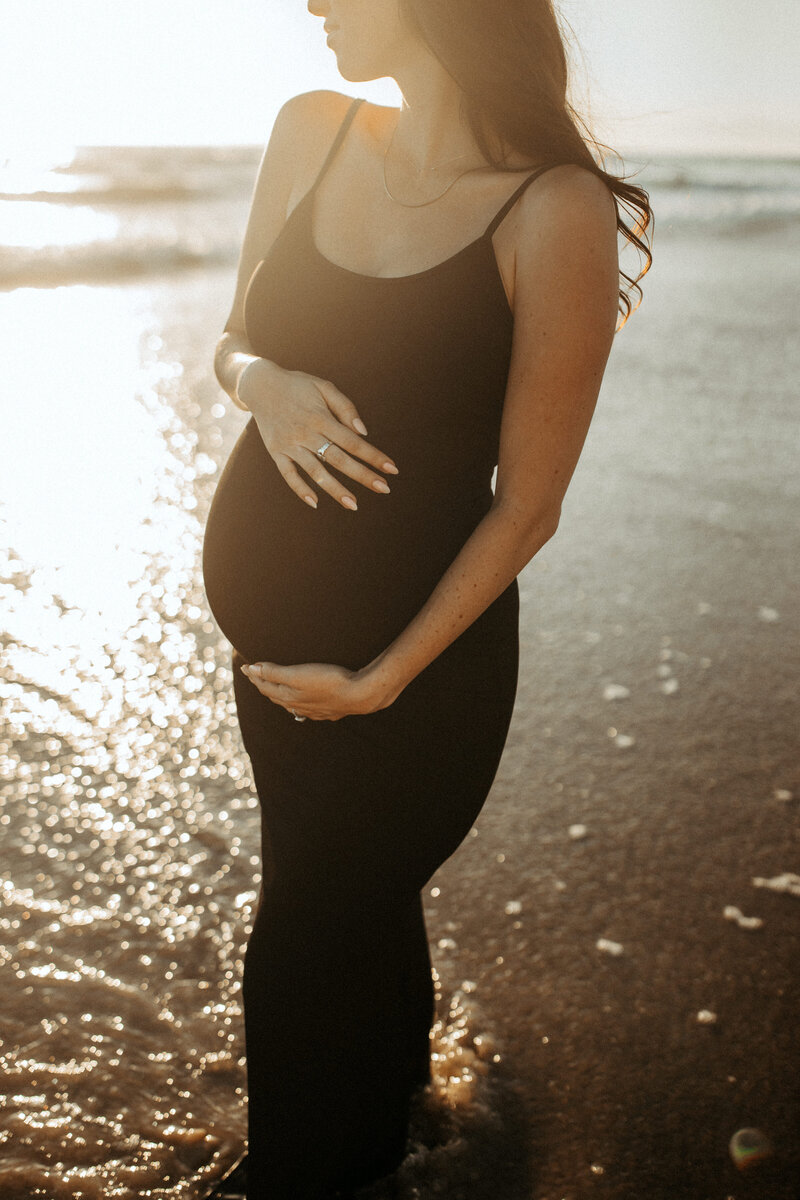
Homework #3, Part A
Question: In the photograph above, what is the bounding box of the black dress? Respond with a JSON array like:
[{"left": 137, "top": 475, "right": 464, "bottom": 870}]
[{"left": 202, "top": 97, "right": 558, "bottom": 1198}]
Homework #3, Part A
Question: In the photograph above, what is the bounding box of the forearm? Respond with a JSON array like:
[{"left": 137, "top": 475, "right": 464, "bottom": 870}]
[
  {"left": 362, "top": 502, "right": 560, "bottom": 706},
  {"left": 214, "top": 330, "right": 280, "bottom": 413}
]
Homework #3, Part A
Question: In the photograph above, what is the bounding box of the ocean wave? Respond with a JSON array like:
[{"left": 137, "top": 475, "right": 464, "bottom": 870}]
[
  {"left": 0, "top": 182, "right": 209, "bottom": 206},
  {"left": 644, "top": 188, "right": 800, "bottom": 230},
  {"left": 617, "top": 152, "right": 800, "bottom": 192},
  {"left": 2, "top": 145, "right": 799, "bottom": 289},
  {"left": 0, "top": 144, "right": 260, "bottom": 207},
  {"left": 0, "top": 239, "right": 236, "bottom": 291},
  {"left": 5, "top": 144, "right": 798, "bottom": 209}
]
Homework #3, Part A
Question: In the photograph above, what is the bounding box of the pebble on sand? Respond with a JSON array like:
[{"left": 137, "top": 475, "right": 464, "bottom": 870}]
[
  {"left": 602, "top": 683, "right": 630, "bottom": 700},
  {"left": 660, "top": 676, "right": 680, "bottom": 695},
  {"left": 729, "top": 1126, "right": 774, "bottom": 1169},
  {"left": 568, "top": 823, "right": 588, "bottom": 840},
  {"left": 504, "top": 900, "right": 522, "bottom": 915},
  {"left": 696, "top": 1009, "right": 718, "bottom": 1024},
  {"left": 752, "top": 872, "right": 800, "bottom": 896},
  {"left": 723, "top": 904, "right": 764, "bottom": 930},
  {"left": 757, "top": 606, "right": 780, "bottom": 622},
  {"left": 596, "top": 937, "right": 624, "bottom": 956},
  {"left": 773, "top": 787, "right": 793, "bottom": 802}
]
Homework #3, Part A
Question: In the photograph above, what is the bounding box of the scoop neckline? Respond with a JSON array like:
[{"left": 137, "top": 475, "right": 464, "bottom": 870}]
[
  {"left": 296, "top": 188, "right": 514, "bottom": 311},
  {"left": 302, "top": 187, "right": 486, "bottom": 277}
]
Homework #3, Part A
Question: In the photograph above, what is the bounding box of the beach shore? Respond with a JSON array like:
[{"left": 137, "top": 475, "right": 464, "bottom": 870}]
[
  {"left": 419, "top": 218, "right": 800, "bottom": 1199},
  {"left": 2, "top": 213, "right": 798, "bottom": 1199}
]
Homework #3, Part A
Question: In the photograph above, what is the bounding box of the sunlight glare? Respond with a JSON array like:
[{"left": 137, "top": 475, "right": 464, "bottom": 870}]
[
  {"left": 0, "top": 202, "right": 118, "bottom": 250},
  {"left": 0, "top": 286, "right": 181, "bottom": 636}
]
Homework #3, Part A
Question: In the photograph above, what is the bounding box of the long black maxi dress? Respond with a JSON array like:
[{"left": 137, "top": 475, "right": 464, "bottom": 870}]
[{"left": 202, "top": 97, "right": 558, "bottom": 1198}]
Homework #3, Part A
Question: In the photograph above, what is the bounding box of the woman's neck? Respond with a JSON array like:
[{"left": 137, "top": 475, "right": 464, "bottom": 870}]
[{"left": 388, "top": 54, "right": 486, "bottom": 174}]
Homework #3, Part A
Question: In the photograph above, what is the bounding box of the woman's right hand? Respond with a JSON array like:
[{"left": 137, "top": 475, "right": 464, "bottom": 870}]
[{"left": 239, "top": 358, "right": 398, "bottom": 510}]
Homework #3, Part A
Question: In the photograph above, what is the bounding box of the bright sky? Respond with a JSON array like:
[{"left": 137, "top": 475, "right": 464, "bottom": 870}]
[{"left": 3, "top": 0, "right": 797, "bottom": 157}]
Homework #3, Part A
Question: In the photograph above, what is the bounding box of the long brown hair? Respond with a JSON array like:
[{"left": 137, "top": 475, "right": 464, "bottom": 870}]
[{"left": 401, "top": 0, "right": 653, "bottom": 327}]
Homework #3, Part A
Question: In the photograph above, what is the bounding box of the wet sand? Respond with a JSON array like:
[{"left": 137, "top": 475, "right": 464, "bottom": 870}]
[
  {"left": 158, "top": 218, "right": 800, "bottom": 1200},
  {"left": 421, "top": 219, "right": 800, "bottom": 1199}
]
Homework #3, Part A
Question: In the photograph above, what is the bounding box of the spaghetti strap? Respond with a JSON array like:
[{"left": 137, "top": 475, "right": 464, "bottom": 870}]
[
  {"left": 484, "top": 162, "right": 561, "bottom": 238},
  {"left": 309, "top": 96, "right": 365, "bottom": 193}
]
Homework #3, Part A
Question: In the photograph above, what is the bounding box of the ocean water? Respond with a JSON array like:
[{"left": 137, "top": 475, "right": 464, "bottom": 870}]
[
  {"left": 1, "top": 144, "right": 799, "bottom": 291},
  {"left": 1, "top": 144, "right": 798, "bottom": 1198}
]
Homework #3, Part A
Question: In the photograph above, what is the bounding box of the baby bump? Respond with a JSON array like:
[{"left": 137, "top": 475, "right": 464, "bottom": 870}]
[{"left": 202, "top": 419, "right": 492, "bottom": 668}]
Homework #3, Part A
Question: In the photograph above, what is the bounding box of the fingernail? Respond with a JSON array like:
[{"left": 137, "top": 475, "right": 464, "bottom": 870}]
[
  {"left": 342, "top": 496, "right": 358, "bottom": 510},
  {"left": 353, "top": 418, "right": 368, "bottom": 435},
  {"left": 303, "top": 494, "right": 318, "bottom": 508},
  {"left": 240, "top": 664, "right": 251, "bottom": 675},
  {"left": 383, "top": 461, "right": 399, "bottom": 474},
  {"left": 373, "top": 480, "right": 390, "bottom": 493}
]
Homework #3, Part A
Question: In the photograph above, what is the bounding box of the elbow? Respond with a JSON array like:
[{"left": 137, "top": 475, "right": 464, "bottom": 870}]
[
  {"left": 536, "top": 505, "right": 561, "bottom": 544},
  {"left": 213, "top": 329, "right": 239, "bottom": 390},
  {"left": 527, "top": 507, "right": 561, "bottom": 557},
  {"left": 212, "top": 332, "right": 227, "bottom": 381},
  {"left": 492, "top": 499, "right": 561, "bottom": 559},
  {"left": 520, "top": 508, "right": 560, "bottom": 570}
]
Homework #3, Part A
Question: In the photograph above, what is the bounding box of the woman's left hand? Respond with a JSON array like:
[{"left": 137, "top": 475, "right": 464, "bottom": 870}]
[{"left": 240, "top": 660, "right": 390, "bottom": 721}]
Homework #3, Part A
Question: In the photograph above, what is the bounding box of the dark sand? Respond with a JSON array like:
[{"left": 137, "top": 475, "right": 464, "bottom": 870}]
[
  {"left": 422, "top": 221, "right": 800, "bottom": 1200},
  {"left": 177, "top": 219, "right": 799, "bottom": 1200}
]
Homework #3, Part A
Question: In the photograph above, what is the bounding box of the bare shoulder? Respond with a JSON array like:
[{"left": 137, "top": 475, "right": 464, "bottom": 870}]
[
  {"left": 512, "top": 163, "right": 618, "bottom": 258},
  {"left": 507, "top": 163, "right": 620, "bottom": 335},
  {"left": 272, "top": 89, "right": 358, "bottom": 190},
  {"left": 274, "top": 88, "right": 353, "bottom": 136},
  {"left": 221, "top": 91, "right": 355, "bottom": 335}
]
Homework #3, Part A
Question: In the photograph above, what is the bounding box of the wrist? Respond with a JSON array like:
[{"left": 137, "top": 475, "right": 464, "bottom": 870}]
[
  {"left": 236, "top": 355, "right": 280, "bottom": 412},
  {"left": 353, "top": 652, "right": 410, "bottom": 713}
]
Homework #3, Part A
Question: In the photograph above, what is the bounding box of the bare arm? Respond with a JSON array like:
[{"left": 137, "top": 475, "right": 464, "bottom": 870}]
[
  {"left": 212, "top": 91, "right": 318, "bottom": 411},
  {"left": 245, "top": 165, "right": 621, "bottom": 718},
  {"left": 214, "top": 90, "right": 397, "bottom": 499}
]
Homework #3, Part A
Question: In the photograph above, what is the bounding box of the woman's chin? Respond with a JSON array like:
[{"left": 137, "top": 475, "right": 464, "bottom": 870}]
[{"left": 331, "top": 53, "right": 385, "bottom": 84}]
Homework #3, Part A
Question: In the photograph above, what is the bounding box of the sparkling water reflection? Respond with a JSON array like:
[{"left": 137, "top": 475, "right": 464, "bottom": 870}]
[
  {"left": 0, "top": 282, "right": 256, "bottom": 1196},
  {"left": 0, "top": 281, "right": 499, "bottom": 1199}
]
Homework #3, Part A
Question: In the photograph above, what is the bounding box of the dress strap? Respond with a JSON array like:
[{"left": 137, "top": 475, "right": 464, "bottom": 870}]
[
  {"left": 484, "top": 162, "right": 561, "bottom": 238},
  {"left": 309, "top": 97, "right": 365, "bottom": 193}
]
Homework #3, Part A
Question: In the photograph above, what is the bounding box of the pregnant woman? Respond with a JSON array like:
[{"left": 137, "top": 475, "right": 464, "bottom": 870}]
[{"left": 202, "top": 1, "right": 652, "bottom": 1196}]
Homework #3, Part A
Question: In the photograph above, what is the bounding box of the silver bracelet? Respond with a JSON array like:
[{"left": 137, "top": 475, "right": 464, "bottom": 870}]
[{"left": 235, "top": 356, "right": 260, "bottom": 409}]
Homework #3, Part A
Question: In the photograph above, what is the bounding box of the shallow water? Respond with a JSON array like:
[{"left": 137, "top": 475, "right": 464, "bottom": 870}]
[
  {"left": 0, "top": 281, "right": 520, "bottom": 1199},
  {"left": 1, "top": 282, "right": 252, "bottom": 1196}
]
